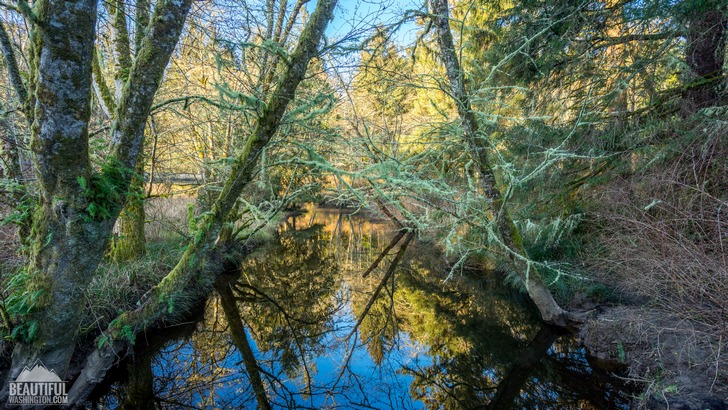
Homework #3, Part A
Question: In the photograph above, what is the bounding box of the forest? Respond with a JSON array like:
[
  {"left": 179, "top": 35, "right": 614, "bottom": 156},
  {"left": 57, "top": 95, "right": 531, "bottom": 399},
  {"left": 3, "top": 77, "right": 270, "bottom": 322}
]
[{"left": 0, "top": 0, "right": 725, "bottom": 408}]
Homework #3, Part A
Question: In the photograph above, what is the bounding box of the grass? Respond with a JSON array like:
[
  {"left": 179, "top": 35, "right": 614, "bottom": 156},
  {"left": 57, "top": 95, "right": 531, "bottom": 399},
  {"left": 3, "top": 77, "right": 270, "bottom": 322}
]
[
  {"left": 80, "top": 195, "right": 285, "bottom": 338},
  {"left": 81, "top": 239, "right": 187, "bottom": 335}
]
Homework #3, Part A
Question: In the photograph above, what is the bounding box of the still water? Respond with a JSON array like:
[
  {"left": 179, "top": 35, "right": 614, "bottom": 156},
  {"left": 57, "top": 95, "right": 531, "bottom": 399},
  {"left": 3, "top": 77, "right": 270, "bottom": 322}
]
[{"left": 93, "top": 207, "right": 632, "bottom": 409}]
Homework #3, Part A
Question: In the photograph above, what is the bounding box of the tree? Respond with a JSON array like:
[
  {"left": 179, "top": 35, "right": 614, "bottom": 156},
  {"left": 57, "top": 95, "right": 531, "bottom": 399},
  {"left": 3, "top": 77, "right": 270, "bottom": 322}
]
[
  {"left": 427, "top": 0, "right": 573, "bottom": 325},
  {"left": 68, "top": 0, "right": 338, "bottom": 403},
  {"left": 94, "top": 0, "right": 152, "bottom": 261},
  {"left": 0, "top": 20, "right": 26, "bottom": 184},
  {"left": 0, "top": 0, "right": 338, "bottom": 404},
  {"left": 680, "top": 0, "right": 727, "bottom": 113},
  {"left": 0, "top": 1, "right": 194, "bottom": 397}
]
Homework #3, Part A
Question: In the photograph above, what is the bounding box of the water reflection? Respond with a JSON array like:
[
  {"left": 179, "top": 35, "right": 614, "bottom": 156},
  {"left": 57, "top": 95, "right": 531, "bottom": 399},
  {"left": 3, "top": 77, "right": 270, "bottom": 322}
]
[{"left": 92, "top": 207, "right": 632, "bottom": 409}]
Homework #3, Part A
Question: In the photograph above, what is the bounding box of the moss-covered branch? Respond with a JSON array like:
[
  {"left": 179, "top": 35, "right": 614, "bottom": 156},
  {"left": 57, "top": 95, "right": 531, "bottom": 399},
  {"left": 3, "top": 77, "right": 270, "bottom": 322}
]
[
  {"left": 428, "top": 0, "right": 570, "bottom": 326},
  {"left": 92, "top": 47, "right": 116, "bottom": 117},
  {"left": 67, "top": 0, "right": 338, "bottom": 404},
  {"left": 0, "top": 19, "right": 28, "bottom": 115},
  {"left": 107, "top": 0, "right": 132, "bottom": 102},
  {"left": 109, "top": 0, "right": 194, "bottom": 176}
]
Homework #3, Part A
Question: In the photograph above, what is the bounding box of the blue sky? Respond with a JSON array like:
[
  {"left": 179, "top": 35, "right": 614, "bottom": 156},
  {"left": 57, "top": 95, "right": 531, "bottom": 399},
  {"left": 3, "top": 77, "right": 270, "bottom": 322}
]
[{"left": 309, "top": 0, "right": 424, "bottom": 46}]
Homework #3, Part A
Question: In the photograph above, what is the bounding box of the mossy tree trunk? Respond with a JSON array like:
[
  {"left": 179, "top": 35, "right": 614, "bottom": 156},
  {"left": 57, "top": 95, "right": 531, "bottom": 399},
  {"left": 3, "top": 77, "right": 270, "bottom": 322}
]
[
  {"left": 0, "top": 106, "right": 21, "bottom": 182},
  {"left": 66, "top": 0, "right": 338, "bottom": 404},
  {"left": 111, "top": 161, "right": 147, "bottom": 261},
  {"left": 0, "top": 20, "right": 29, "bottom": 184},
  {"left": 106, "top": 0, "right": 149, "bottom": 261},
  {"left": 0, "top": 14, "right": 35, "bottom": 244},
  {"left": 429, "top": 0, "right": 571, "bottom": 326},
  {"left": 1, "top": 0, "right": 193, "bottom": 400}
]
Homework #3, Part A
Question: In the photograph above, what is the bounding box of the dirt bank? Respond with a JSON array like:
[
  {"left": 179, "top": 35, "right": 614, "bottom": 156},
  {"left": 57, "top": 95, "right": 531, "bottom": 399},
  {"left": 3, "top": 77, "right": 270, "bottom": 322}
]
[{"left": 580, "top": 305, "right": 727, "bottom": 409}]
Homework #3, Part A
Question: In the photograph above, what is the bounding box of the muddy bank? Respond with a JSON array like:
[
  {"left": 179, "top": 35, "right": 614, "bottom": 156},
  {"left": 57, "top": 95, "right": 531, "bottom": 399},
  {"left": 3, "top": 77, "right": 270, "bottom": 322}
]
[{"left": 580, "top": 305, "right": 727, "bottom": 409}]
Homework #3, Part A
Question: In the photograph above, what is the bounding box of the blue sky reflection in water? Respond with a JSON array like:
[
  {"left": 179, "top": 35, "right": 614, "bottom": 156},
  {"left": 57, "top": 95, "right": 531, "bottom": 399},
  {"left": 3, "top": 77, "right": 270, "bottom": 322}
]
[{"left": 94, "top": 207, "right": 633, "bottom": 409}]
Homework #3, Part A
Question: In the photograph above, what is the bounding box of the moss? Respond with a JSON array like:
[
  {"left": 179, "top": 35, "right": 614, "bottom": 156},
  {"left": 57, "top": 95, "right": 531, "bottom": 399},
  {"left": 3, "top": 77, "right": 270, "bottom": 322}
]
[
  {"left": 81, "top": 238, "right": 186, "bottom": 338},
  {"left": 110, "top": 161, "right": 147, "bottom": 261},
  {"left": 92, "top": 48, "right": 116, "bottom": 113},
  {"left": 110, "top": 197, "right": 146, "bottom": 261}
]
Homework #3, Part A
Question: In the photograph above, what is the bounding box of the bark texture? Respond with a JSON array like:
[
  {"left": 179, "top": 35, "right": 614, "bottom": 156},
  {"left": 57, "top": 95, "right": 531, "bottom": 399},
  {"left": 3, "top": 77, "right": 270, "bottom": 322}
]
[
  {"left": 0, "top": 20, "right": 29, "bottom": 117},
  {"left": 0, "top": 20, "right": 29, "bottom": 182},
  {"left": 66, "top": 0, "right": 337, "bottom": 404},
  {"left": 429, "top": 0, "right": 570, "bottom": 326},
  {"left": 1, "top": 0, "right": 193, "bottom": 403},
  {"left": 0, "top": 105, "right": 21, "bottom": 182},
  {"left": 9, "top": 0, "right": 100, "bottom": 384},
  {"left": 111, "top": 162, "right": 147, "bottom": 261},
  {"left": 683, "top": 4, "right": 727, "bottom": 113},
  {"left": 108, "top": 0, "right": 132, "bottom": 103},
  {"left": 109, "top": 2, "right": 148, "bottom": 261}
]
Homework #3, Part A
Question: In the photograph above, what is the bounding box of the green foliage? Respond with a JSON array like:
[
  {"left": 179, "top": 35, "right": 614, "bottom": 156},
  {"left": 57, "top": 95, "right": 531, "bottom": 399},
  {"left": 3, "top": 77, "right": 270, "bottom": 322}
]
[
  {"left": 78, "top": 157, "right": 140, "bottom": 221},
  {"left": 2, "top": 266, "right": 48, "bottom": 343},
  {"left": 0, "top": 180, "right": 35, "bottom": 234},
  {"left": 97, "top": 334, "right": 109, "bottom": 349},
  {"left": 353, "top": 28, "right": 414, "bottom": 118},
  {"left": 121, "top": 324, "right": 135, "bottom": 344},
  {"left": 10, "top": 320, "right": 39, "bottom": 343},
  {"left": 617, "top": 341, "right": 626, "bottom": 364}
]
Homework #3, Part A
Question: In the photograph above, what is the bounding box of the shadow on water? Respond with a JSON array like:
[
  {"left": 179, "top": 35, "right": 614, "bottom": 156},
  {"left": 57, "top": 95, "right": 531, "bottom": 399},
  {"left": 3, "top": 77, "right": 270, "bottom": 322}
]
[{"left": 90, "top": 207, "right": 635, "bottom": 409}]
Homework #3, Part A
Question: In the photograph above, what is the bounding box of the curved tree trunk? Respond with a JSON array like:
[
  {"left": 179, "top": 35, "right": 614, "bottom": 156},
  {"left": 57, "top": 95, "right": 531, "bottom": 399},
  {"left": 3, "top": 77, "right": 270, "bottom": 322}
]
[
  {"left": 429, "top": 0, "right": 571, "bottom": 326},
  {"left": 65, "top": 0, "right": 338, "bottom": 405}
]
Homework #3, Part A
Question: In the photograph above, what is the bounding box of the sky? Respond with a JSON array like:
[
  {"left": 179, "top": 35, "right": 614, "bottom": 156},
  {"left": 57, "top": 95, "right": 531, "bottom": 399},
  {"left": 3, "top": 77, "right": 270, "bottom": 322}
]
[{"left": 308, "top": 0, "right": 424, "bottom": 46}]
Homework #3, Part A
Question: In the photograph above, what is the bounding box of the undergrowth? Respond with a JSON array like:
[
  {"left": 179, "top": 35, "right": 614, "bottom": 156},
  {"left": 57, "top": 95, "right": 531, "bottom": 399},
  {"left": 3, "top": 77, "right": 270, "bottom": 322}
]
[{"left": 81, "top": 239, "right": 186, "bottom": 335}]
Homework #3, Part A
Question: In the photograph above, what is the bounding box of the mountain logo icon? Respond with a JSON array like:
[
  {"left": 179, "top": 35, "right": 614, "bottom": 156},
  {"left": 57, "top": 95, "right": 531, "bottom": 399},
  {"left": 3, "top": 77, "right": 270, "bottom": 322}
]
[
  {"left": 8, "top": 360, "right": 68, "bottom": 405},
  {"left": 14, "top": 362, "right": 63, "bottom": 383}
]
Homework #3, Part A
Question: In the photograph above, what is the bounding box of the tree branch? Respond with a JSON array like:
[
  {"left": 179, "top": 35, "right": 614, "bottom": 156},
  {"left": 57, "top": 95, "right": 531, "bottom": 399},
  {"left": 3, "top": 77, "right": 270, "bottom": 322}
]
[
  {"left": 67, "top": 0, "right": 338, "bottom": 403},
  {"left": 108, "top": 0, "right": 194, "bottom": 174},
  {"left": 0, "top": 19, "right": 28, "bottom": 115}
]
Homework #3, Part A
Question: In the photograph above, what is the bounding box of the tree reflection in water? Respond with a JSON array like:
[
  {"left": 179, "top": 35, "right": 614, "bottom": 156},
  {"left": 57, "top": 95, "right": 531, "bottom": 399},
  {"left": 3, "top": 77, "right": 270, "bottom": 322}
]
[{"left": 92, "top": 207, "right": 632, "bottom": 409}]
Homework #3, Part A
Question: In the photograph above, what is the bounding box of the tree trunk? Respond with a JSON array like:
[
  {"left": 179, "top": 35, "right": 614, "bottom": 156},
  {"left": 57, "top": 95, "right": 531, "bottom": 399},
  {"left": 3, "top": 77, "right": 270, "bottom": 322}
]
[
  {"left": 5, "top": 0, "right": 101, "bottom": 384},
  {"left": 0, "top": 20, "right": 29, "bottom": 183},
  {"left": 1, "top": 0, "right": 193, "bottom": 402},
  {"left": 216, "top": 279, "right": 272, "bottom": 410},
  {"left": 104, "top": 0, "right": 153, "bottom": 262},
  {"left": 683, "top": 4, "right": 727, "bottom": 114},
  {"left": 0, "top": 20, "right": 30, "bottom": 120},
  {"left": 487, "top": 326, "right": 561, "bottom": 409},
  {"left": 107, "top": 0, "right": 132, "bottom": 104},
  {"left": 119, "top": 350, "right": 156, "bottom": 410},
  {"left": 0, "top": 109, "right": 21, "bottom": 182},
  {"left": 65, "top": 0, "right": 337, "bottom": 404},
  {"left": 111, "top": 162, "right": 147, "bottom": 261},
  {"left": 428, "top": 0, "right": 571, "bottom": 326}
]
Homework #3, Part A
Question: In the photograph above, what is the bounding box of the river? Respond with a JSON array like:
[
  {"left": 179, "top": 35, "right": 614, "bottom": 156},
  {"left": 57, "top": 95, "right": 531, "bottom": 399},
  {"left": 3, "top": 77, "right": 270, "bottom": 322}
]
[{"left": 91, "top": 207, "right": 633, "bottom": 409}]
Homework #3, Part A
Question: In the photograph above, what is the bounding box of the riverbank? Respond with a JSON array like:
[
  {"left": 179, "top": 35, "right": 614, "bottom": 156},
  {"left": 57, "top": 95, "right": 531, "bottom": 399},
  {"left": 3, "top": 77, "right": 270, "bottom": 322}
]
[
  {"left": 1, "top": 203, "right": 725, "bottom": 408},
  {"left": 578, "top": 304, "right": 727, "bottom": 409}
]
